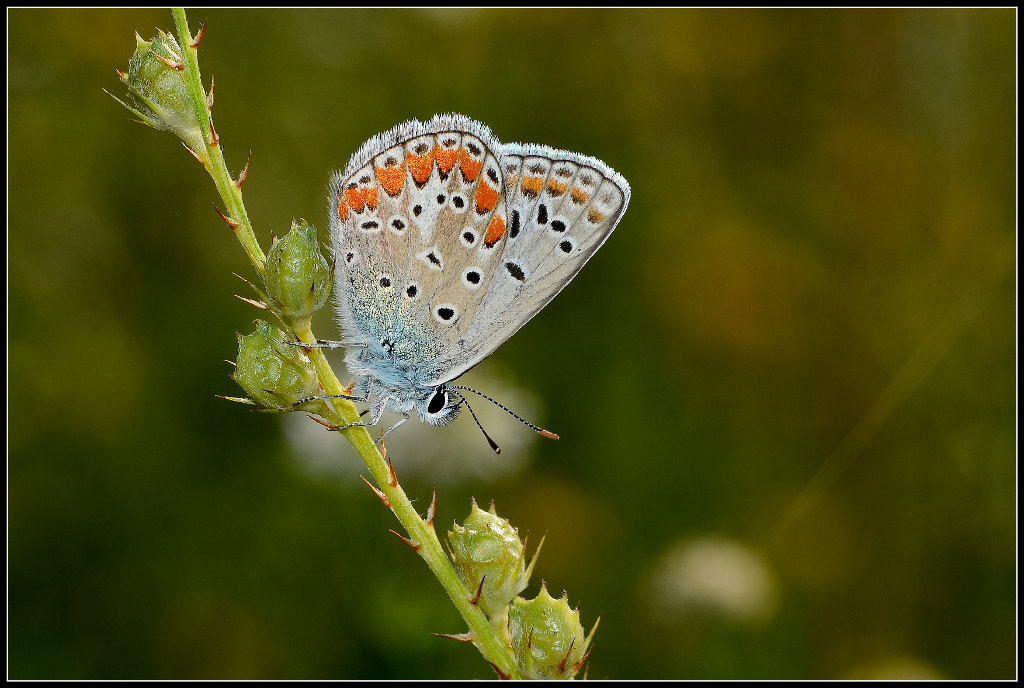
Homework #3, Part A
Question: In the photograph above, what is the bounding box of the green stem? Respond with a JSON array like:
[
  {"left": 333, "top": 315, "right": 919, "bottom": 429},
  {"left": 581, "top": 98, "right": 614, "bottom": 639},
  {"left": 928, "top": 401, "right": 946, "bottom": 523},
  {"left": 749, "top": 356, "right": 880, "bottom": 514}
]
[
  {"left": 171, "top": 7, "right": 265, "bottom": 279},
  {"left": 168, "top": 8, "right": 519, "bottom": 679}
]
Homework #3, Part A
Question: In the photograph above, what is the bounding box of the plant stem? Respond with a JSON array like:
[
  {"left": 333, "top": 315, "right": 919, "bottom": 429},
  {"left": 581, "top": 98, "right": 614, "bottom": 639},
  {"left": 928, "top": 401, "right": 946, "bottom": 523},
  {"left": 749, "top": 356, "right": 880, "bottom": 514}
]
[
  {"left": 168, "top": 8, "right": 520, "bottom": 679},
  {"left": 171, "top": 7, "right": 265, "bottom": 279}
]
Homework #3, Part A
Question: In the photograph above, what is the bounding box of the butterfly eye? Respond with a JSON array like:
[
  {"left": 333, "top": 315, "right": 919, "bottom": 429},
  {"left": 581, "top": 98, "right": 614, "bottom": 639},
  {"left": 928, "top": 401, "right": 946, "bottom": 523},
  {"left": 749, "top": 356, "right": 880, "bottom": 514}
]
[{"left": 427, "top": 390, "right": 447, "bottom": 415}]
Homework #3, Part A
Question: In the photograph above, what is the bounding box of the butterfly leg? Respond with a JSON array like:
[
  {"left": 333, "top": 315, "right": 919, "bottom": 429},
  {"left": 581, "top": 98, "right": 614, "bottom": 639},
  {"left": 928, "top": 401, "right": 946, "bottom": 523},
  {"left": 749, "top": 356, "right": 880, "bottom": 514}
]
[
  {"left": 322, "top": 414, "right": 407, "bottom": 437},
  {"left": 292, "top": 391, "right": 368, "bottom": 408},
  {"left": 286, "top": 339, "right": 367, "bottom": 349}
]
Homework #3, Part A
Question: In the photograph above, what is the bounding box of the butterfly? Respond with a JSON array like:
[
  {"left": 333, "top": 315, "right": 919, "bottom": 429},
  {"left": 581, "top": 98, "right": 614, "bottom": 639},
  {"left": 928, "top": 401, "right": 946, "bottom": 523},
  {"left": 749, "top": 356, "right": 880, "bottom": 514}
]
[{"left": 325, "top": 114, "right": 630, "bottom": 451}]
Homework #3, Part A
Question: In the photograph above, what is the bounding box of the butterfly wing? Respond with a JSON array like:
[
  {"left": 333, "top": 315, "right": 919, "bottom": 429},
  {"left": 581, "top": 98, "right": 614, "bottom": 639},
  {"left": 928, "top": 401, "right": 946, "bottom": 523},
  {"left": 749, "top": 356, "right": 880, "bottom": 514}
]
[
  {"left": 426, "top": 141, "right": 630, "bottom": 385},
  {"left": 330, "top": 115, "right": 515, "bottom": 384}
]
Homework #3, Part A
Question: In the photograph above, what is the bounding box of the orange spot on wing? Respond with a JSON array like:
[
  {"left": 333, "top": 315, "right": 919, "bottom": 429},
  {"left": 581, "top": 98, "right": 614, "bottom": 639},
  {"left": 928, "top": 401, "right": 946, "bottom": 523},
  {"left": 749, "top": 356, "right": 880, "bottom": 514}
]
[
  {"left": 521, "top": 176, "right": 544, "bottom": 197},
  {"left": 460, "top": 150, "right": 483, "bottom": 181},
  {"left": 344, "top": 185, "right": 364, "bottom": 212},
  {"left": 547, "top": 179, "right": 568, "bottom": 195},
  {"left": 587, "top": 208, "right": 606, "bottom": 223},
  {"left": 375, "top": 164, "right": 405, "bottom": 196},
  {"left": 362, "top": 186, "right": 378, "bottom": 211},
  {"left": 571, "top": 187, "right": 589, "bottom": 204},
  {"left": 484, "top": 214, "right": 506, "bottom": 247},
  {"left": 474, "top": 181, "right": 499, "bottom": 214},
  {"left": 436, "top": 146, "right": 458, "bottom": 174},
  {"left": 506, "top": 174, "right": 519, "bottom": 191},
  {"left": 337, "top": 196, "right": 349, "bottom": 221},
  {"left": 407, "top": 148, "right": 436, "bottom": 184}
]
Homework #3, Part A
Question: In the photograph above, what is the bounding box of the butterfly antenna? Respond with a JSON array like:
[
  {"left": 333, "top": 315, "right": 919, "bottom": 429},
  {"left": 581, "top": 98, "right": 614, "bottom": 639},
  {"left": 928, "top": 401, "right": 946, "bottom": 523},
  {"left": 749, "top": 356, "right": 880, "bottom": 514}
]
[
  {"left": 451, "top": 385, "right": 559, "bottom": 441},
  {"left": 454, "top": 392, "right": 502, "bottom": 455}
]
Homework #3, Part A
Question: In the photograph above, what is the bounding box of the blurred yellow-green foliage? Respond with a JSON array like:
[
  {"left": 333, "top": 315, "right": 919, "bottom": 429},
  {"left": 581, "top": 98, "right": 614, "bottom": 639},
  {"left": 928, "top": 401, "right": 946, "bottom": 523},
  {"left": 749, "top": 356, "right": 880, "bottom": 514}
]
[{"left": 8, "top": 8, "right": 1016, "bottom": 679}]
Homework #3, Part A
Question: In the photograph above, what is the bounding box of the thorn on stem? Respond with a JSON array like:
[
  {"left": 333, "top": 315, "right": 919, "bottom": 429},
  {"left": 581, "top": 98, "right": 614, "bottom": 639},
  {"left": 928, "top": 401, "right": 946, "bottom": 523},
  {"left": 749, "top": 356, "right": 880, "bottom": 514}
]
[
  {"left": 207, "top": 74, "right": 215, "bottom": 108},
  {"left": 387, "top": 458, "right": 398, "bottom": 488},
  {"left": 361, "top": 476, "right": 390, "bottom": 508},
  {"left": 214, "top": 204, "right": 240, "bottom": 229},
  {"left": 150, "top": 48, "right": 184, "bottom": 71},
  {"left": 488, "top": 662, "right": 511, "bottom": 680},
  {"left": 190, "top": 20, "right": 207, "bottom": 48},
  {"left": 309, "top": 415, "right": 339, "bottom": 430},
  {"left": 389, "top": 529, "right": 420, "bottom": 551},
  {"left": 209, "top": 121, "right": 219, "bottom": 147},
  {"left": 183, "top": 141, "right": 204, "bottom": 164},
  {"left": 214, "top": 394, "right": 255, "bottom": 405},
  {"left": 431, "top": 631, "right": 473, "bottom": 643},
  {"left": 236, "top": 152, "right": 251, "bottom": 189},
  {"left": 425, "top": 486, "right": 437, "bottom": 527},
  {"left": 574, "top": 643, "right": 594, "bottom": 674},
  {"left": 556, "top": 638, "right": 576, "bottom": 674},
  {"left": 234, "top": 294, "right": 271, "bottom": 311},
  {"left": 469, "top": 575, "right": 486, "bottom": 605}
]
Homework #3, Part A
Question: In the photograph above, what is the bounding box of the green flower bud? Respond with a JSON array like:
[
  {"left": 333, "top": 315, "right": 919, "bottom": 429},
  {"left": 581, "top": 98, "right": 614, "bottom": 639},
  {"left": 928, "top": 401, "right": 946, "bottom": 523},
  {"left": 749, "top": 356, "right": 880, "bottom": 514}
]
[
  {"left": 110, "top": 30, "right": 205, "bottom": 155},
  {"left": 509, "top": 584, "right": 595, "bottom": 680},
  {"left": 264, "top": 219, "right": 332, "bottom": 323},
  {"left": 448, "top": 500, "right": 533, "bottom": 623},
  {"left": 230, "top": 320, "right": 325, "bottom": 412}
]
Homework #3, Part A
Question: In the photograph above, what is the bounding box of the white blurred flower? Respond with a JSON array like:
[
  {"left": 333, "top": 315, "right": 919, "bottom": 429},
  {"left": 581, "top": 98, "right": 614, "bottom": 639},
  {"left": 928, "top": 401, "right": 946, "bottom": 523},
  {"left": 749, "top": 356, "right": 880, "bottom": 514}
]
[
  {"left": 842, "top": 654, "right": 945, "bottom": 680},
  {"left": 648, "top": 535, "right": 780, "bottom": 625},
  {"left": 281, "top": 361, "right": 543, "bottom": 486}
]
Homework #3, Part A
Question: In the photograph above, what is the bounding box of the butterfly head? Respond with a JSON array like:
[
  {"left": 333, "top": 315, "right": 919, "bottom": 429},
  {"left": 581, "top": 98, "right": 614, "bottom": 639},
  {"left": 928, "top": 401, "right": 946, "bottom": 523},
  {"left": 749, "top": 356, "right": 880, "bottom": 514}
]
[{"left": 415, "top": 384, "right": 461, "bottom": 427}]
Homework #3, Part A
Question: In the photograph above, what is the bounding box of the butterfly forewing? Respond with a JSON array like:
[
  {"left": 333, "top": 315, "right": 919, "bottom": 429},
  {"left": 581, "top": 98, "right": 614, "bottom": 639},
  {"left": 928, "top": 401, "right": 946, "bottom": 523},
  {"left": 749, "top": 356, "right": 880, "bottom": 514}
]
[{"left": 428, "top": 144, "right": 629, "bottom": 384}]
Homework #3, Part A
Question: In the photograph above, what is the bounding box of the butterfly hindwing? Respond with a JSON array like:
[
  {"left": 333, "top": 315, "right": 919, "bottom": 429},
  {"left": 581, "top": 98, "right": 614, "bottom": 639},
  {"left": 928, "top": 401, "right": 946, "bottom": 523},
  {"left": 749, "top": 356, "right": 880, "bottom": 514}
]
[{"left": 330, "top": 115, "right": 515, "bottom": 378}]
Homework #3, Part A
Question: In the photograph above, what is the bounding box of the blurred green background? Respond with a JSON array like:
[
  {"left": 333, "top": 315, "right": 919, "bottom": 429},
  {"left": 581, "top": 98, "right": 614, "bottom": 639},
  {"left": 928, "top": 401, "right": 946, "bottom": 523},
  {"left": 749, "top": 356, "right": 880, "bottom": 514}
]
[{"left": 8, "top": 8, "right": 1016, "bottom": 679}]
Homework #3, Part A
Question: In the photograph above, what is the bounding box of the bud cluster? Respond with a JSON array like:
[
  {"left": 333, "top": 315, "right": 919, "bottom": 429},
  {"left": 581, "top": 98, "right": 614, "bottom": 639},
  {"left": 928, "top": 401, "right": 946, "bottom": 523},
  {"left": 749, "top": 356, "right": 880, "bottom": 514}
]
[
  {"left": 227, "top": 319, "right": 329, "bottom": 416},
  {"left": 110, "top": 30, "right": 206, "bottom": 157},
  {"left": 263, "top": 219, "right": 332, "bottom": 327},
  {"left": 226, "top": 218, "right": 333, "bottom": 412},
  {"left": 448, "top": 501, "right": 596, "bottom": 679}
]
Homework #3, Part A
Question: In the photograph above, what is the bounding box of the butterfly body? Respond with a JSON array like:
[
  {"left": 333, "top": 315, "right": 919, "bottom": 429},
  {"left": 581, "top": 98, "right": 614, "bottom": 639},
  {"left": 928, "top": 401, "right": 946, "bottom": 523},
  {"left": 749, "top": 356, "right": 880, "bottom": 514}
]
[{"left": 329, "top": 114, "right": 629, "bottom": 432}]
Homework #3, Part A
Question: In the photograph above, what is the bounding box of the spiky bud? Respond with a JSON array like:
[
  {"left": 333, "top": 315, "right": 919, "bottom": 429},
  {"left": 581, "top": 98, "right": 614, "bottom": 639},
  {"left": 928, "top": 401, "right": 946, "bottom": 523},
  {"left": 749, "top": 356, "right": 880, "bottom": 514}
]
[
  {"left": 264, "top": 219, "right": 331, "bottom": 325},
  {"left": 508, "top": 584, "right": 593, "bottom": 680},
  {"left": 109, "top": 30, "right": 206, "bottom": 156},
  {"left": 448, "top": 501, "right": 531, "bottom": 624},
  {"left": 230, "top": 320, "right": 326, "bottom": 413}
]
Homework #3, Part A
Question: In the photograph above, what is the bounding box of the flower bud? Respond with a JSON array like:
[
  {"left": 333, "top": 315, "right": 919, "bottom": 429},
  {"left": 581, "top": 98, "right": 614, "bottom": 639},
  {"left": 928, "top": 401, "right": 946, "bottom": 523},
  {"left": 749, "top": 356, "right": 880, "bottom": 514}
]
[
  {"left": 264, "top": 219, "right": 332, "bottom": 323},
  {"left": 230, "top": 320, "right": 325, "bottom": 412},
  {"left": 448, "top": 501, "right": 531, "bottom": 623},
  {"left": 508, "top": 584, "right": 593, "bottom": 680},
  {"left": 110, "top": 30, "right": 206, "bottom": 155}
]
